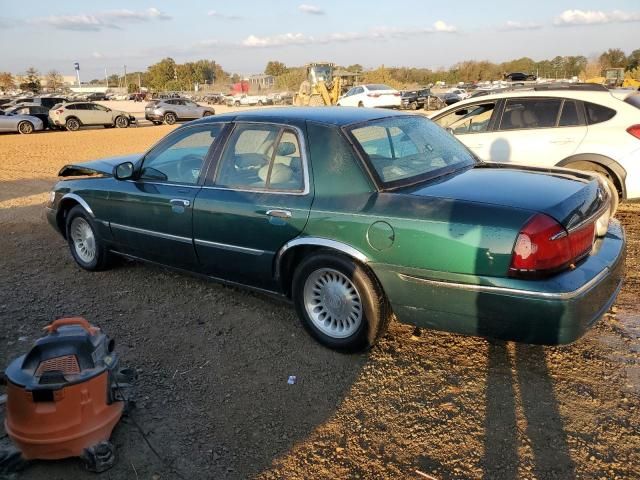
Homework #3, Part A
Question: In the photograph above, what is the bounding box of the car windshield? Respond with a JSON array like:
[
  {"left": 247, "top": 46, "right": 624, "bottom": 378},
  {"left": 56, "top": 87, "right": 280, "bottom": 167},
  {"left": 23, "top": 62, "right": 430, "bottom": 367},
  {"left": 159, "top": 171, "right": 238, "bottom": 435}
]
[{"left": 348, "top": 116, "right": 476, "bottom": 187}]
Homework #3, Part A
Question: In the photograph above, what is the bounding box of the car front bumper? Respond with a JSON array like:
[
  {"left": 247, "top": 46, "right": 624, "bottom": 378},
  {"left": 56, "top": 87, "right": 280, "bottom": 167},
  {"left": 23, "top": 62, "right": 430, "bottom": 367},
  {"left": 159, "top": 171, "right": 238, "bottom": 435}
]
[
  {"left": 372, "top": 220, "right": 625, "bottom": 345},
  {"left": 145, "top": 112, "right": 164, "bottom": 121}
]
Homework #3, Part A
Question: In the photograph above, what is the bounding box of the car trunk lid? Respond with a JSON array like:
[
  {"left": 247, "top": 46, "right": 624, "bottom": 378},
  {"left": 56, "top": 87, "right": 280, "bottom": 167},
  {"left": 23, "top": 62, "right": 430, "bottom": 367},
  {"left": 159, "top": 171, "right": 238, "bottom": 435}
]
[{"left": 400, "top": 163, "right": 608, "bottom": 230}]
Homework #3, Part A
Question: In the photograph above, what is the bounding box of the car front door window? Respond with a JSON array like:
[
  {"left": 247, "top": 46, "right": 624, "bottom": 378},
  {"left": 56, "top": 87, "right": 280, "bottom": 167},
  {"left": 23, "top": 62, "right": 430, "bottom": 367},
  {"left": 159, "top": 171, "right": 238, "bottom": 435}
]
[
  {"left": 141, "top": 125, "right": 222, "bottom": 184},
  {"left": 436, "top": 103, "right": 495, "bottom": 134}
]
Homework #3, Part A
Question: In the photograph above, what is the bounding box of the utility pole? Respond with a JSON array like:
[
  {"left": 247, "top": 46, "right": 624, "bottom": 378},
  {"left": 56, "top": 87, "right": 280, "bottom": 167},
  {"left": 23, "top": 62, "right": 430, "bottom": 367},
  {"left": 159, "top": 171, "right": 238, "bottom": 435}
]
[
  {"left": 105, "top": 67, "right": 108, "bottom": 87},
  {"left": 123, "top": 65, "right": 127, "bottom": 93}
]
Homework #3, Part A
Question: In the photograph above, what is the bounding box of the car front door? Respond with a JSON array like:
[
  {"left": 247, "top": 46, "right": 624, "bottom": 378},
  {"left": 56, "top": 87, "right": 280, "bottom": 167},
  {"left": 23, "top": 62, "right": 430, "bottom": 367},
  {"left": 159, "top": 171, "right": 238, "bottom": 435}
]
[
  {"left": 433, "top": 101, "right": 499, "bottom": 160},
  {"left": 108, "top": 123, "right": 224, "bottom": 268},
  {"left": 192, "top": 122, "right": 313, "bottom": 290},
  {"left": 489, "top": 97, "right": 588, "bottom": 165}
]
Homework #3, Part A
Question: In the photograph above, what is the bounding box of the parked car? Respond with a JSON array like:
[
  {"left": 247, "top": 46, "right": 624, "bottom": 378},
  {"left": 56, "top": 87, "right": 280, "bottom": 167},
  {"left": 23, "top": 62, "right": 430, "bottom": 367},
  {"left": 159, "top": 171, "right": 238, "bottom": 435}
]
[
  {"left": 431, "top": 89, "right": 640, "bottom": 213},
  {"left": 442, "top": 92, "right": 463, "bottom": 106},
  {"left": 225, "top": 94, "right": 268, "bottom": 107},
  {"left": 0, "top": 109, "right": 44, "bottom": 134},
  {"left": 85, "top": 93, "right": 107, "bottom": 101},
  {"left": 446, "top": 88, "right": 470, "bottom": 100},
  {"left": 401, "top": 88, "right": 431, "bottom": 110},
  {"left": 144, "top": 99, "right": 215, "bottom": 125},
  {"left": 504, "top": 72, "right": 537, "bottom": 82},
  {"left": 337, "top": 84, "right": 402, "bottom": 108},
  {"left": 204, "top": 93, "right": 225, "bottom": 105},
  {"left": 4, "top": 104, "right": 51, "bottom": 129},
  {"left": 49, "top": 102, "right": 136, "bottom": 131},
  {"left": 46, "top": 107, "right": 622, "bottom": 351}
]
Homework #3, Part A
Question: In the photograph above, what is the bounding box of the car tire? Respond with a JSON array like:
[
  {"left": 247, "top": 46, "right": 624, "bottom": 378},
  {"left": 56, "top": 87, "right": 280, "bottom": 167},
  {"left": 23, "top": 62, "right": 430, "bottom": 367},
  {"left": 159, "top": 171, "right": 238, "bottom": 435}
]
[
  {"left": 202, "top": 111, "right": 214, "bottom": 117},
  {"left": 292, "top": 251, "right": 391, "bottom": 352},
  {"left": 410, "top": 101, "right": 418, "bottom": 110},
  {"left": 115, "top": 116, "right": 129, "bottom": 128},
  {"left": 65, "top": 205, "right": 111, "bottom": 271},
  {"left": 258, "top": 100, "right": 263, "bottom": 106},
  {"left": 17, "top": 121, "right": 34, "bottom": 134},
  {"left": 163, "top": 112, "right": 177, "bottom": 125},
  {"left": 65, "top": 118, "right": 80, "bottom": 131},
  {"left": 357, "top": 101, "right": 364, "bottom": 108},
  {"left": 234, "top": 101, "right": 240, "bottom": 107}
]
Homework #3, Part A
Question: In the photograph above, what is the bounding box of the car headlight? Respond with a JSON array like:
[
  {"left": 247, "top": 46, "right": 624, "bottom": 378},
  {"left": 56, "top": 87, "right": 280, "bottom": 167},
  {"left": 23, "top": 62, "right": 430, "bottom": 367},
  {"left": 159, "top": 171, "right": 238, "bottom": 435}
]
[{"left": 48, "top": 190, "right": 56, "bottom": 206}]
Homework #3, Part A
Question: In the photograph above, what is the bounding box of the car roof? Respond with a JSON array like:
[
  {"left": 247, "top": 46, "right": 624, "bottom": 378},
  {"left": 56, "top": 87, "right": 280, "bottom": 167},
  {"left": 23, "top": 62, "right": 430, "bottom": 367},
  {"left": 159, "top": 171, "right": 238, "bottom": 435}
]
[
  {"left": 191, "top": 106, "right": 409, "bottom": 127},
  {"left": 439, "top": 89, "right": 626, "bottom": 109}
]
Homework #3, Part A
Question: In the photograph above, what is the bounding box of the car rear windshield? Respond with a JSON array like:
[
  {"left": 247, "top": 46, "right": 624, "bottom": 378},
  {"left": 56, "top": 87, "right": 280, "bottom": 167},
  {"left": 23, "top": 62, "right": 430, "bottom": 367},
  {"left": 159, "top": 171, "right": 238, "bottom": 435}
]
[
  {"left": 348, "top": 116, "right": 476, "bottom": 188},
  {"left": 366, "top": 84, "right": 394, "bottom": 91},
  {"left": 624, "top": 94, "right": 640, "bottom": 110}
]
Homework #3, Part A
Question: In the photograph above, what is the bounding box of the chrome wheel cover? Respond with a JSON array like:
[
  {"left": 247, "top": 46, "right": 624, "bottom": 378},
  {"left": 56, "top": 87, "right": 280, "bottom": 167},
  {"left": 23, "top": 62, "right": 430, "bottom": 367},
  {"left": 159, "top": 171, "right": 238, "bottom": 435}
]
[
  {"left": 70, "top": 217, "right": 96, "bottom": 264},
  {"left": 303, "top": 268, "right": 363, "bottom": 338},
  {"left": 116, "top": 116, "right": 128, "bottom": 127},
  {"left": 19, "top": 122, "right": 33, "bottom": 134}
]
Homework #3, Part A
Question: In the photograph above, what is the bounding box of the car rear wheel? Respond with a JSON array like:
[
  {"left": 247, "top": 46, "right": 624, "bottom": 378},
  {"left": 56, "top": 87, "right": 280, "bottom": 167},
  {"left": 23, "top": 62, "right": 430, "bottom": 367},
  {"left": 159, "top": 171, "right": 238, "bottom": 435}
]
[
  {"left": 65, "top": 205, "right": 111, "bottom": 271},
  {"left": 292, "top": 251, "right": 391, "bottom": 352},
  {"left": 357, "top": 101, "right": 364, "bottom": 108},
  {"left": 258, "top": 100, "right": 263, "bottom": 106},
  {"left": 410, "top": 101, "right": 418, "bottom": 110},
  {"left": 163, "top": 112, "right": 176, "bottom": 125},
  {"left": 202, "top": 111, "right": 214, "bottom": 117},
  {"left": 115, "top": 116, "right": 129, "bottom": 128},
  {"left": 17, "top": 121, "right": 34, "bottom": 134},
  {"left": 65, "top": 118, "right": 80, "bottom": 131}
]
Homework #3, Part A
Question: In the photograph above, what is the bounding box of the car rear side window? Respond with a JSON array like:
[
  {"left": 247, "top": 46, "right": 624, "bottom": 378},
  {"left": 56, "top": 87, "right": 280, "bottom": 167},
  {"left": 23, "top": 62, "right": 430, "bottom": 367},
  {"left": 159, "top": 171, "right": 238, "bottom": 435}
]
[
  {"left": 500, "top": 98, "right": 562, "bottom": 130},
  {"left": 558, "top": 100, "right": 581, "bottom": 127},
  {"left": 215, "top": 124, "right": 305, "bottom": 192},
  {"left": 584, "top": 102, "right": 616, "bottom": 125}
]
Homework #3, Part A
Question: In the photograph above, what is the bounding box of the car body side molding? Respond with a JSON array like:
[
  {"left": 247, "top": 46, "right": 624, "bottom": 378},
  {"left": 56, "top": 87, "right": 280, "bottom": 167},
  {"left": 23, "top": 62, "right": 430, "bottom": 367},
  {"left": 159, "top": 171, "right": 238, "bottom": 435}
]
[{"left": 274, "top": 237, "right": 370, "bottom": 280}]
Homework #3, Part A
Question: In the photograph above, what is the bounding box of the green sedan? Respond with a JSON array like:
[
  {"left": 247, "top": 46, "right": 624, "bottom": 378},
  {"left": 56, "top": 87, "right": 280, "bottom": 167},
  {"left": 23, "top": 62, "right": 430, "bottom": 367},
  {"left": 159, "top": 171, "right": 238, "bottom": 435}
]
[{"left": 46, "top": 107, "right": 625, "bottom": 351}]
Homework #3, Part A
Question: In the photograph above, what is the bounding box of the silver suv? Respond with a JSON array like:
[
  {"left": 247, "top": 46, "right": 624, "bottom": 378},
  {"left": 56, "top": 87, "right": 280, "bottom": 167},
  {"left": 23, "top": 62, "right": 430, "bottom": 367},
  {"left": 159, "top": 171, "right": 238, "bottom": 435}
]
[{"left": 145, "top": 99, "right": 215, "bottom": 125}]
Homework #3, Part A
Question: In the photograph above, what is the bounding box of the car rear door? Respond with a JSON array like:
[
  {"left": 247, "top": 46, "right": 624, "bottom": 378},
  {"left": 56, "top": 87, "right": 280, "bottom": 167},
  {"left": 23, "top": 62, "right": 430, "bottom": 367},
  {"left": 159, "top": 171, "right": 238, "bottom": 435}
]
[
  {"left": 107, "top": 123, "right": 224, "bottom": 268},
  {"left": 488, "top": 97, "right": 588, "bottom": 165},
  {"left": 192, "top": 121, "right": 313, "bottom": 290}
]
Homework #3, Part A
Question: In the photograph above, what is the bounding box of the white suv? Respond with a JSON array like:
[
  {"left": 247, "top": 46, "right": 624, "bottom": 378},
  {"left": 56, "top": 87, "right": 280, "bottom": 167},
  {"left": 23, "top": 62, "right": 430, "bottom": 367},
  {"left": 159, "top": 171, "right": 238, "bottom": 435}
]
[{"left": 431, "top": 88, "right": 640, "bottom": 212}]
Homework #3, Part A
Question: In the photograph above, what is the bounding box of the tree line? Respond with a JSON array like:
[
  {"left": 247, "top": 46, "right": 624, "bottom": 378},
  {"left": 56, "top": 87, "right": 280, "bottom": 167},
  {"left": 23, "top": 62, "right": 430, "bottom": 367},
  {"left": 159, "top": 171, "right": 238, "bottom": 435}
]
[{"left": 2, "top": 47, "right": 639, "bottom": 94}]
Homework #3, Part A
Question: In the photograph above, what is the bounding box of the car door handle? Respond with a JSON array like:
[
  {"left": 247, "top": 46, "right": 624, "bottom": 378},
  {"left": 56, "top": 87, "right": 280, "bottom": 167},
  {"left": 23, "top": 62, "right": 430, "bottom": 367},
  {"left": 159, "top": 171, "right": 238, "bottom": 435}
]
[
  {"left": 265, "top": 209, "right": 292, "bottom": 219},
  {"left": 170, "top": 198, "right": 191, "bottom": 207}
]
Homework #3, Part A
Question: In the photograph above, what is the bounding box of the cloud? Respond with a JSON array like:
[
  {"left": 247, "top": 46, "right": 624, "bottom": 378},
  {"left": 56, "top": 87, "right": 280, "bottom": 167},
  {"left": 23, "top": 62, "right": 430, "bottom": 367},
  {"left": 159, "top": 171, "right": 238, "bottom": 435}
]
[
  {"left": 433, "top": 20, "right": 456, "bottom": 32},
  {"left": 30, "top": 8, "right": 171, "bottom": 31},
  {"left": 501, "top": 20, "right": 542, "bottom": 31},
  {"left": 554, "top": 9, "right": 640, "bottom": 26},
  {"left": 240, "top": 22, "right": 457, "bottom": 48},
  {"left": 298, "top": 4, "right": 325, "bottom": 15},
  {"left": 91, "top": 52, "right": 104, "bottom": 59},
  {"left": 207, "top": 10, "right": 242, "bottom": 20}
]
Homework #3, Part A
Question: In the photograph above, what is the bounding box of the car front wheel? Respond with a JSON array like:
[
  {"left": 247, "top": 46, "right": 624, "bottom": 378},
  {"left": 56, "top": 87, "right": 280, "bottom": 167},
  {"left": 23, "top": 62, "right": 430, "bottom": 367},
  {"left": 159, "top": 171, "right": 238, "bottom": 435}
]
[
  {"left": 292, "top": 251, "right": 391, "bottom": 352},
  {"left": 114, "top": 116, "right": 129, "bottom": 128},
  {"left": 65, "top": 205, "right": 111, "bottom": 271},
  {"left": 163, "top": 112, "right": 176, "bottom": 125}
]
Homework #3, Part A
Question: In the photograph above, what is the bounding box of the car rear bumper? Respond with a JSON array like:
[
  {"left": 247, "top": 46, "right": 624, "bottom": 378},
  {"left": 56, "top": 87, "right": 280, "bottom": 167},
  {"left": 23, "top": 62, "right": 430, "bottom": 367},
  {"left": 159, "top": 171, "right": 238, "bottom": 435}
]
[{"left": 372, "top": 220, "right": 625, "bottom": 345}]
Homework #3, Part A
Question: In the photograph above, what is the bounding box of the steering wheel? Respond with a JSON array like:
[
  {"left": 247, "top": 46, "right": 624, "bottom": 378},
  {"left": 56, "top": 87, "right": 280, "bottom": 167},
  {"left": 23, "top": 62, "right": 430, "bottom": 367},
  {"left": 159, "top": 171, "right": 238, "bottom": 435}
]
[{"left": 177, "top": 154, "right": 204, "bottom": 183}]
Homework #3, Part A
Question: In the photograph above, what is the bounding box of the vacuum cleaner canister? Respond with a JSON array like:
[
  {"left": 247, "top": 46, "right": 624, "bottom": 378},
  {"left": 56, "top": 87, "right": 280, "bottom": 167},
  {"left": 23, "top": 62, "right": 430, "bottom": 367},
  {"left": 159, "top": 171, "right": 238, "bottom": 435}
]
[{"left": 3, "top": 317, "right": 126, "bottom": 472}]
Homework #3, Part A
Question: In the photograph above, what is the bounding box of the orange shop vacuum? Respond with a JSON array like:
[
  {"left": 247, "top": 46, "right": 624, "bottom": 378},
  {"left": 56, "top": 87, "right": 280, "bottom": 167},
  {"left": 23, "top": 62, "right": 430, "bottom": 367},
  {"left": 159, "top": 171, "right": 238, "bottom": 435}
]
[{"left": 1, "top": 317, "right": 133, "bottom": 473}]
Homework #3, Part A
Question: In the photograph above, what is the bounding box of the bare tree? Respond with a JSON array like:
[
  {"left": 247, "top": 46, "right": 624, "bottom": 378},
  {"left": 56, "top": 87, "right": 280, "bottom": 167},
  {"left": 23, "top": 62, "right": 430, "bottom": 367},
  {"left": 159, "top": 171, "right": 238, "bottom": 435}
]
[
  {"left": 0, "top": 72, "right": 15, "bottom": 92},
  {"left": 45, "top": 70, "right": 64, "bottom": 91}
]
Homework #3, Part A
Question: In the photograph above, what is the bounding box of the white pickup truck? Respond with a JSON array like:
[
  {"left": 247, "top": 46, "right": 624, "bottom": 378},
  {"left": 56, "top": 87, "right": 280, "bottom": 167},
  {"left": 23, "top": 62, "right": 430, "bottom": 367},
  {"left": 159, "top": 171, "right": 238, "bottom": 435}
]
[{"left": 226, "top": 94, "right": 269, "bottom": 107}]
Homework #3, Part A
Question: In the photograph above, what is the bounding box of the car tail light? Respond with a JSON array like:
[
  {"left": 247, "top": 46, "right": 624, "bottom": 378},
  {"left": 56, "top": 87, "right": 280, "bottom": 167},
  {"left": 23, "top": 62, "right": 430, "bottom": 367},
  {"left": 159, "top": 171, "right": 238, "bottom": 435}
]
[
  {"left": 393, "top": 92, "right": 401, "bottom": 96},
  {"left": 627, "top": 124, "right": 640, "bottom": 140},
  {"left": 509, "top": 214, "right": 595, "bottom": 278}
]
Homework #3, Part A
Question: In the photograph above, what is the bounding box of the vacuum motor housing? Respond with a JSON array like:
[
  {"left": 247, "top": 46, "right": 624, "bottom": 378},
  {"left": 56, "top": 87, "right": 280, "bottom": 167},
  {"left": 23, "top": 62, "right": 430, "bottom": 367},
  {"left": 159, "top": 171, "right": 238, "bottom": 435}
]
[{"left": 4, "top": 317, "right": 124, "bottom": 465}]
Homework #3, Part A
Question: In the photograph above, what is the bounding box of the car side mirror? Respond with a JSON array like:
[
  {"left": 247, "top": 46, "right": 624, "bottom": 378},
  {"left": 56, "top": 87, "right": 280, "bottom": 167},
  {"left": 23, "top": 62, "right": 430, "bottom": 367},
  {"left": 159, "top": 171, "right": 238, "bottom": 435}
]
[{"left": 113, "top": 161, "right": 135, "bottom": 180}]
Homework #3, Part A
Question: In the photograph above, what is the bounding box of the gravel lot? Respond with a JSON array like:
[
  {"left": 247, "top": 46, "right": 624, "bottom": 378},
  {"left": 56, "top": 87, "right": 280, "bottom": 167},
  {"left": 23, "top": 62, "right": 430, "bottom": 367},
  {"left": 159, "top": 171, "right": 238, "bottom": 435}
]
[{"left": 0, "top": 119, "right": 639, "bottom": 480}]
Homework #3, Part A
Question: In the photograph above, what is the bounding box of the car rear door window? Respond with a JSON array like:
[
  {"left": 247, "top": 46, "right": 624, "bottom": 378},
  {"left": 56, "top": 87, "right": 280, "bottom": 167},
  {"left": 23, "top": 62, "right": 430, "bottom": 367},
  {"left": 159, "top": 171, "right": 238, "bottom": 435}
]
[
  {"left": 558, "top": 100, "right": 581, "bottom": 126},
  {"left": 584, "top": 102, "right": 616, "bottom": 125},
  {"left": 215, "top": 124, "right": 305, "bottom": 192},
  {"left": 435, "top": 103, "right": 495, "bottom": 134},
  {"left": 140, "top": 125, "right": 222, "bottom": 185},
  {"left": 500, "top": 98, "right": 562, "bottom": 130}
]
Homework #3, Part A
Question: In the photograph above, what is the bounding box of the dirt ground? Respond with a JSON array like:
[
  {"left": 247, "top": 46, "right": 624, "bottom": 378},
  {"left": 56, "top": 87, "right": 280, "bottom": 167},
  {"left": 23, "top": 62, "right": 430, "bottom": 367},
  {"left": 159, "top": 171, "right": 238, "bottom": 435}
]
[{"left": 0, "top": 124, "right": 639, "bottom": 480}]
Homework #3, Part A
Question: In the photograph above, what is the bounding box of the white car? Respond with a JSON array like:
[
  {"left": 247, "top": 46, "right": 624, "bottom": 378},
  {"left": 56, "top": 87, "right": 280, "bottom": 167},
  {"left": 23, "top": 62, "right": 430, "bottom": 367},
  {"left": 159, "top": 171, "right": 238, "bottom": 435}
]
[
  {"left": 431, "top": 89, "right": 640, "bottom": 212},
  {"left": 337, "top": 84, "right": 401, "bottom": 108},
  {"left": 226, "top": 94, "right": 268, "bottom": 107},
  {"left": 447, "top": 88, "right": 470, "bottom": 99}
]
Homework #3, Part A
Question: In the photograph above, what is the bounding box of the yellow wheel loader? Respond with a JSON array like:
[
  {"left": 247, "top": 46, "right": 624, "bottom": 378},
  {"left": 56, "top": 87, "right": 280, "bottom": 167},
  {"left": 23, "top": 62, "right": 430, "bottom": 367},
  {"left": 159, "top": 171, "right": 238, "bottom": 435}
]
[{"left": 294, "top": 63, "right": 343, "bottom": 106}]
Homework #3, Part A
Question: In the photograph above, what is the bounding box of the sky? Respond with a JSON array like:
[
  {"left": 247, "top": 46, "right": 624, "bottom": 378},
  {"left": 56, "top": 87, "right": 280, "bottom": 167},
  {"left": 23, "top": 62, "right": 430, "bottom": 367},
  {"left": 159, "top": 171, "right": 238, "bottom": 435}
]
[{"left": 1, "top": 1, "right": 639, "bottom": 80}]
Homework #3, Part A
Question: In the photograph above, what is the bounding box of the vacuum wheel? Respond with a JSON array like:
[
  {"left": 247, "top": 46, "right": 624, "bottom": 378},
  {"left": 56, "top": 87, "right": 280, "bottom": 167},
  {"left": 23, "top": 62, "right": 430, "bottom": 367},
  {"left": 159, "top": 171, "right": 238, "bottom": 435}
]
[
  {"left": 0, "top": 447, "right": 26, "bottom": 474},
  {"left": 82, "top": 441, "right": 116, "bottom": 473}
]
